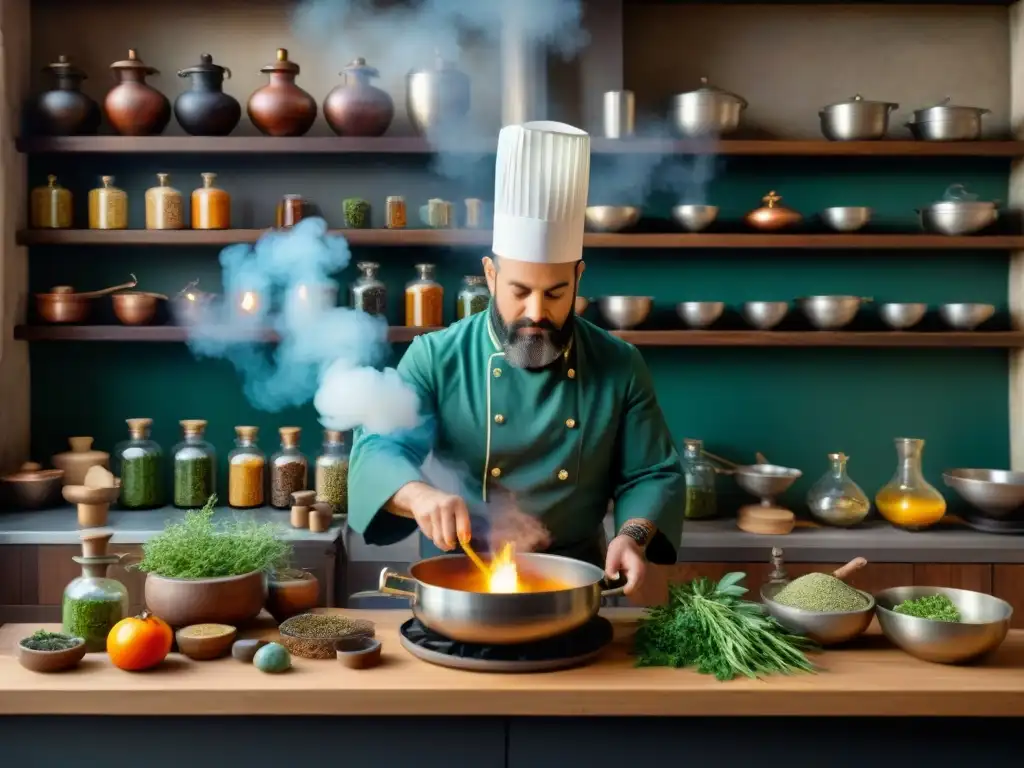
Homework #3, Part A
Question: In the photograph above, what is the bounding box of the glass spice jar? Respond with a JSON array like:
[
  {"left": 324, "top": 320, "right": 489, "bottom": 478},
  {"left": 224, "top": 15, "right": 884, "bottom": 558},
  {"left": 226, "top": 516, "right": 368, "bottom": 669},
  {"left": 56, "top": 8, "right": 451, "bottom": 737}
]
[
  {"left": 343, "top": 197, "right": 370, "bottom": 228},
  {"left": 456, "top": 275, "right": 489, "bottom": 320},
  {"left": 228, "top": 426, "right": 265, "bottom": 509},
  {"left": 315, "top": 429, "right": 350, "bottom": 515},
  {"left": 191, "top": 172, "right": 231, "bottom": 229},
  {"left": 807, "top": 452, "right": 870, "bottom": 528},
  {"left": 682, "top": 438, "right": 717, "bottom": 519},
  {"left": 875, "top": 437, "right": 946, "bottom": 531},
  {"left": 62, "top": 531, "right": 128, "bottom": 653},
  {"left": 385, "top": 195, "right": 406, "bottom": 229},
  {"left": 270, "top": 427, "right": 308, "bottom": 509},
  {"left": 464, "top": 198, "right": 483, "bottom": 229},
  {"left": 88, "top": 175, "right": 128, "bottom": 230},
  {"left": 276, "top": 194, "right": 309, "bottom": 228},
  {"left": 350, "top": 261, "right": 387, "bottom": 316},
  {"left": 405, "top": 263, "right": 443, "bottom": 327},
  {"left": 172, "top": 419, "right": 216, "bottom": 508},
  {"left": 30, "top": 175, "right": 72, "bottom": 229},
  {"left": 114, "top": 418, "right": 163, "bottom": 509},
  {"left": 144, "top": 172, "right": 184, "bottom": 230}
]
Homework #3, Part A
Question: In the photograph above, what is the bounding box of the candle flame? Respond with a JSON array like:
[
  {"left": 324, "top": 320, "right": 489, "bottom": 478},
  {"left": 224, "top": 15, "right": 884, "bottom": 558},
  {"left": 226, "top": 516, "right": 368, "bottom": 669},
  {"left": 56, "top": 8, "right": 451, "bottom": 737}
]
[
  {"left": 240, "top": 291, "right": 258, "bottom": 313},
  {"left": 488, "top": 542, "right": 519, "bottom": 593},
  {"left": 185, "top": 292, "right": 196, "bottom": 302}
]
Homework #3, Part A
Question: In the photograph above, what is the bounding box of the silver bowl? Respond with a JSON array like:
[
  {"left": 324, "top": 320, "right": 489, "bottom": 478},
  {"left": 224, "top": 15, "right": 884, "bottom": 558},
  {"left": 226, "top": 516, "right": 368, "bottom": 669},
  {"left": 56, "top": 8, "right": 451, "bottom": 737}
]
[
  {"left": 821, "top": 206, "right": 872, "bottom": 233},
  {"left": 585, "top": 206, "right": 641, "bottom": 233},
  {"left": 761, "top": 582, "right": 875, "bottom": 646},
  {"left": 879, "top": 302, "right": 927, "bottom": 330},
  {"left": 735, "top": 464, "right": 802, "bottom": 500},
  {"left": 918, "top": 202, "right": 998, "bottom": 236},
  {"left": 597, "top": 296, "right": 652, "bottom": 330},
  {"left": 799, "top": 295, "right": 865, "bottom": 330},
  {"left": 671, "top": 204, "right": 719, "bottom": 233},
  {"left": 939, "top": 302, "right": 995, "bottom": 331},
  {"left": 943, "top": 468, "right": 1024, "bottom": 519},
  {"left": 875, "top": 586, "right": 1012, "bottom": 664},
  {"left": 676, "top": 301, "right": 724, "bottom": 329},
  {"left": 742, "top": 301, "right": 788, "bottom": 330}
]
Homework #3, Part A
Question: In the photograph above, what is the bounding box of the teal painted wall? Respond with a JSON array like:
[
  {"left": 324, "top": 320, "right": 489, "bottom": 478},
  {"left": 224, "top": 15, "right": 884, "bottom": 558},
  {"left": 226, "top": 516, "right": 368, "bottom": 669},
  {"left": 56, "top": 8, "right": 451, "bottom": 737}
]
[{"left": 27, "top": 154, "right": 1010, "bottom": 515}]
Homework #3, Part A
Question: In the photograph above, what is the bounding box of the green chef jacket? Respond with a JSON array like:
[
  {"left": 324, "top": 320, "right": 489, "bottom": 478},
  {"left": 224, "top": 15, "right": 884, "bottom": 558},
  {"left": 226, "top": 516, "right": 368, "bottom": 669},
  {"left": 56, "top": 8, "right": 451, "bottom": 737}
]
[{"left": 347, "top": 308, "right": 685, "bottom": 566}]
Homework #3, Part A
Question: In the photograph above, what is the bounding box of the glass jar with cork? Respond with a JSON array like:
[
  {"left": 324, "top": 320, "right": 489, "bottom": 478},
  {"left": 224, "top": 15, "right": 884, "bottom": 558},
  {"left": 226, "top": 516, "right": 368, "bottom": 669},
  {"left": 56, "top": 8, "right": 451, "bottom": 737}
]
[
  {"left": 144, "top": 172, "right": 184, "bottom": 230},
  {"left": 30, "top": 175, "right": 72, "bottom": 229},
  {"left": 62, "top": 530, "right": 129, "bottom": 653},
  {"left": 228, "top": 426, "right": 265, "bottom": 509},
  {"left": 88, "top": 175, "right": 127, "bottom": 230},
  {"left": 350, "top": 261, "right": 387, "bottom": 316},
  {"left": 405, "top": 263, "right": 443, "bottom": 327},
  {"left": 270, "top": 427, "right": 308, "bottom": 509},
  {"left": 191, "top": 172, "right": 231, "bottom": 229},
  {"left": 315, "top": 429, "right": 349, "bottom": 516},
  {"left": 172, "top": 419, "right": 216, "bottom": 508},
  {"left": 114, "top": 418, "right": 163, "bottom": 509},
  {"left": 456, "top": 275, "right": 489, "bottom": 320},
  {"left": 682, "top": 438, "right": 717, "bottom": 519}
]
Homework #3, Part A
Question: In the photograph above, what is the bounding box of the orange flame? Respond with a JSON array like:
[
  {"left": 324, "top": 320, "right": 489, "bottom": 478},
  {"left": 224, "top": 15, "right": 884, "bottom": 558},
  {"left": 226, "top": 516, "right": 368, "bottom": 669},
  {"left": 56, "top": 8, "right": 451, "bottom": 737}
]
[
  {"left": 239, "top": 291, "right": 258, "bottom": 313},
  {"left": 488, "top": 541, "right": 519, "bottom": 593}
]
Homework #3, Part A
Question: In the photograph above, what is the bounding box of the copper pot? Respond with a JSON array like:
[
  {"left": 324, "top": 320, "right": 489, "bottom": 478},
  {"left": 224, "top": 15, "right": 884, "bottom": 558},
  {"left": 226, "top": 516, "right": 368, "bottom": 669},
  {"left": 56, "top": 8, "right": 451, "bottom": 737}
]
[
  {"left": 35, "top": 275, "right": 138, "bottom": 323},
  {"left": 247, "top": 49, "right": 317, "bottom": 137},
  {"left": 323, "top": 57, "right": 394, "bottom": 137},
  {"left": 103, "top": 49, "right": 171, "bottom": 136},
  {"left": 746, "top": 191, "right": 802, "bottom": 231},
  {"left": 111, "top": 291, "right": 167, "bottom": 325}
]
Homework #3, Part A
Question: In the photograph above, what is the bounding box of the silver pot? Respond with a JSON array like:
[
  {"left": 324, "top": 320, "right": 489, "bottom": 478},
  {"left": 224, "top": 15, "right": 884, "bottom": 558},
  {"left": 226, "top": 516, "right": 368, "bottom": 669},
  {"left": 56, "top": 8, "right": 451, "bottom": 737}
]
[
  {"left": 670, "top": 77, "right": 746, "bottom": 138},
  {"left": 371, "top": 554, "right": 624, "bottom": 644},
  {"left": 918, "top": 184, "right": 998, "bottom": 236},
  {"left": 907, "top": 98, "right": 988, "bottom": 141},
  {"left": 819, "top": 94, "right": 898, "bottom": 141},
  {"left": 406, "top": 54, "right": 471, "bottom": 135}
]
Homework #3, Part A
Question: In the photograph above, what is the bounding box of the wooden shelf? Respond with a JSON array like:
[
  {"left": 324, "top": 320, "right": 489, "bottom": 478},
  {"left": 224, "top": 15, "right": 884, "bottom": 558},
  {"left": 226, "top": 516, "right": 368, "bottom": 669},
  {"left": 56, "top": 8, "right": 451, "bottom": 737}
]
[
  {"left": 16, "top": 229, "right": 1024, "bottom": 250},
  {"left": 15, "top": 136, "right": 1024, "bottom": 157},
  {"left": 14, "top": 325, "right": 1024, "bottom": 348}
]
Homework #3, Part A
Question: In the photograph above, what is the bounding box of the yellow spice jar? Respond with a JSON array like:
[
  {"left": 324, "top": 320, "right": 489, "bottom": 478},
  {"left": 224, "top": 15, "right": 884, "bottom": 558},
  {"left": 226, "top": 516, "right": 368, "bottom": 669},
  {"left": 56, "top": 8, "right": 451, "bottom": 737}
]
[
  {"left": 30, "top": 175, "right": 72, "bottom": 229},
  {"left": 145, "top": 173, "right": 184, "bottom": 230},
  {"left": 88, "top": 175, "right": 128, "bottom": 230}
]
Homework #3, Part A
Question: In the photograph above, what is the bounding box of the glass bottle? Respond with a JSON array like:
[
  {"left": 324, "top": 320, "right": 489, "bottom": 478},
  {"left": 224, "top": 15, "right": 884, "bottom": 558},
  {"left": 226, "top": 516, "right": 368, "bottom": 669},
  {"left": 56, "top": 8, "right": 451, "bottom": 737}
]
[
  {"left": 350, "top": 261, "right": 387, "bottom": 316},
  {"left": 682, "top": 438, "right": 717, "bottom": 519},
  {"left": 343, "top": 197, "right": 370, "bottom": 229},
  {"left": 385, "top": 195, "right": 406, "bottom": 229},
  {"left": 144, "top": 172, "right": 184, "bottom": 230},
  {"left": 62, "top": 530, "right": 129, "bottom": 652},
  {"left": 807, "top": 452, "right": 870, "bottom": 527},
  {"left": 114, "top": 418, "right": 163, "bottom": 509},
  {"left": 191, "top": 172, "right": 231, "bottom": 229},
  {"left": 315, "top": 429, "right": 350, "bottom": 515},
  {"left": 172, "top": 419, "right": 216, "bottom": 509},
  {"left": 228, "top": 426, "right": 265, "bottom": 509},
  {"left": 875, "top": 437, "right": 946, "bottom": 530},
  {"left": 88, "top": 175, "right": 127, "bottom": 230},
  {"left": 405, "top": 263, "right": 443, "bottom": 327},
  {"left": 456, "top": 275, "right": 490, "bottom": 320},
  {"left": 30, "top": 175, "right": 72, "bottom": 229},
  {"left": 270, "top": 427, "right": 308, "bottom": 509},
  {"left": 276, "top": 194, "right": 309, "bottom": 228}
]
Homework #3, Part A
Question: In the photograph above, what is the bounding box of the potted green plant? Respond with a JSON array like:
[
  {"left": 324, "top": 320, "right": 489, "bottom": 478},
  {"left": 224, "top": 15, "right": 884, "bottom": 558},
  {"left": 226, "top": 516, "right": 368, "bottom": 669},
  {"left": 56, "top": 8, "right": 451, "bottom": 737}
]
[{"left": 137, "top": 496, "right": 291, "bottom": 627}]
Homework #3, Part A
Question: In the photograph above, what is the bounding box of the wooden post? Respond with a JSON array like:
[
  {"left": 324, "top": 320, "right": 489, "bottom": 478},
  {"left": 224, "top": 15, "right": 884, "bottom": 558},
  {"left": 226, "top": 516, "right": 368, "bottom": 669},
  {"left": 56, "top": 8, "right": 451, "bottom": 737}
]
[{"left": 1010, "top": 4, "right": 1024, "bottom": 469}]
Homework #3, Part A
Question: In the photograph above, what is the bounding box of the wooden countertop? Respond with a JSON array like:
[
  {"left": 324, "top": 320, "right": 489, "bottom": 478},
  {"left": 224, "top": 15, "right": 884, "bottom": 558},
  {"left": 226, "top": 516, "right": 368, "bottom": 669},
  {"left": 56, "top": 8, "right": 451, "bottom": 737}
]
[{"left": 1, "top": 608, "right": 1022, "bottom": 717}]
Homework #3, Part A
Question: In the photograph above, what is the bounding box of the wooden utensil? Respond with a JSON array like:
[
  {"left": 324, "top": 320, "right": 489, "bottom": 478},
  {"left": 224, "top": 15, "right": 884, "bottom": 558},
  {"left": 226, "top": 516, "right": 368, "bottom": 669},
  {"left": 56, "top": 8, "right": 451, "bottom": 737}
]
[
  {"left": 458, "top": 534, "right": 492, "bottom": 578},
  {"left": 832, "top": 557, "right": 867, "bottom": 581}
]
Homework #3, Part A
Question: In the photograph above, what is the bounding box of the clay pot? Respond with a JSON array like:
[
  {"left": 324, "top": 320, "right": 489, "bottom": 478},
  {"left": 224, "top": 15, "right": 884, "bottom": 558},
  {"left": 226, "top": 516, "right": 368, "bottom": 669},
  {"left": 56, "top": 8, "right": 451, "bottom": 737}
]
[
  {"left": 0, "top": 463, "right": 64, "bottom": 510},
  {"left": 323, "top": 57, "right": 394, "bottom": 137},
  {"left": 29, "top": 55, "right": 100, "bottom": 136},
  {"left": 175, "top": 54, "right": 241, "bottom": 136},
  {"left": 266, "top": 569, "right": 320, "bottom": 623},
  {"left": 104, "top": 49, "right": 171, "bottom": 136},
  {"left": 52, "top": 437, "right": 110, "bottom": 486},
  {"left": 144, "top": 571, "right": 266, "bottom": 628},
  {"left": 247, "top": 48, "right": 317, "bottom": 137}
]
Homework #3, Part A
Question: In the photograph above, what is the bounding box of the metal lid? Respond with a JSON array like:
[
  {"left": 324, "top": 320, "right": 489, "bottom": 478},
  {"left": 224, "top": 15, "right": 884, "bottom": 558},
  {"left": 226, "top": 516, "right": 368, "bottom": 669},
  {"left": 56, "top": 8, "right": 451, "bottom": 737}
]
[
  {"left": 178, "top": 53, "right": 232, "bottom": 79},
  {"left": 821, "top": 94, "right": 899, "bottom": 111},
  {"left": 675, "top": 77, "right": 747, "bottom": 108},
  {"left": 342, "top": 57, "right": 380, "bottom": 79},
  {"left": 44, "top": 54, "right": 87, "bottom": 79},
  {"left": 110, "top": 49, "right": 159, "bottom": 75},
  {"left": 463, "top": 275, "right": 487, "bottom": 286},
  {"left": 408, "top": 51, "right": 467, "bottom": 79},
  {"left": 261, "top": 48, "right": 300, "bottom": 75},
  {"left": 911, "top": 97, "right": 990, "bottom": 121}
]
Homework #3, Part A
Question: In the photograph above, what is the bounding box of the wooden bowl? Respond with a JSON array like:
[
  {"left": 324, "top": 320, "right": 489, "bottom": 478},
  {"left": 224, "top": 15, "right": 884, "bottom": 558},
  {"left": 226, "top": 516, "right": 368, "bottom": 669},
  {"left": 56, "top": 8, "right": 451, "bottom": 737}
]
[
  {"left": 335, "top": 636, "right": 382, "bottom": 670},
  {"left": 112, "top": 291, "right": 163, "bottom": 326},
  {"left": 175, "top": 624, "right": 237, "bottom": 660},
  {"left": 266, "top": 570, "right": 320, "bottom": 623},
  {"left": 17, "top": 635, "right": 87, "bottom": 673},
  {"left": 1, "top": 463, "right": 64, "bottom": 509}
]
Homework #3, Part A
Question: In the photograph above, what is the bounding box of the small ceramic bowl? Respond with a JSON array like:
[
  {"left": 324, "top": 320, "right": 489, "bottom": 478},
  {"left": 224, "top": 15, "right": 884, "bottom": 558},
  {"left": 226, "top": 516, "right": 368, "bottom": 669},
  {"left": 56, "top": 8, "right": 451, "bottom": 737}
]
[
  {"left": 18, "top": 634, "right": 87, "bottom": 673},
  {"left": 1, "top": 463, "right": 64, "bottom": 509},
  {"left": 175, "top": 624, "right": 237, "bottom": 660},
  {"left": 336, "top": 636, "right": 382, "bottom": 669}
]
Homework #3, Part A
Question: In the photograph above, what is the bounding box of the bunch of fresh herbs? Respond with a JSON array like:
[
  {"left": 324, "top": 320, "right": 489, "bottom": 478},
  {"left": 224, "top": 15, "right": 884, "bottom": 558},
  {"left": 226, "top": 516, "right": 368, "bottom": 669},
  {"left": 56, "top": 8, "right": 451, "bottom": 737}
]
[
  {"left": 137, "top": 496, "right": 291, "bottom": 579},
  {"left": 633, "top": 572, "right": 817, "bottom": 681},
  {"left": 893, "top": 594, "right": 961, "bottom": 623}
]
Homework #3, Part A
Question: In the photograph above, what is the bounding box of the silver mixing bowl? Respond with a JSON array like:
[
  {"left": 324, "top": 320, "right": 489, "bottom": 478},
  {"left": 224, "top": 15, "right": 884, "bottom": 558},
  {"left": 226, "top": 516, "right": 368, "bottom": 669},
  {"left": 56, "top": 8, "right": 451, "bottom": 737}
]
[
  {"left": 799, "top": 295, "right": 865, "bottom": 330},
  {"left": 735, "top": 464, "right": 802, "bottom": 500},
  {"left": 671, "top": 204, "right": 719, "bottom": 232},
  {"left": 821, "top": 206, "right": 872, "bottom": 233},
  {"left": 943, "top": 468, "right": 1024, "bottom": 519},
  {"left": 761, "top": 582, "right": 875, "bottom": 646},
  {"left": 676, "top": 301, "right": 724, "bottom": 329},
  {"left": 597, "top": 296, "right": 652, "bottom": 330},
  {"left": 585, "top": 206, "right": 641, "bottom": 233},
  {"left": 878, "top": 302, "right": 927, "bottom": 330},
  {"left": 918, "top": 201, "right": 998, "bottom": 236},
  {"left": 875, "top": 586, "right": 1012, "bottom": 664},
  {"left": 939, "top": 302, "right": 995, "bottom": 331},
  {"left": 742, "top": 301, "right": 788, "bottom": 330}
]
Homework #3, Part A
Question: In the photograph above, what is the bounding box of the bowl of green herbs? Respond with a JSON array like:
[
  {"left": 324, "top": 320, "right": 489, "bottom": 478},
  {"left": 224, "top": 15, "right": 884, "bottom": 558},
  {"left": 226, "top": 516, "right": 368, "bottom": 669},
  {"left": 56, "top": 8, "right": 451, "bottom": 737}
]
[
  {"left": 18, "top": 630, "right": 86, "bottom": 673},
  {"left": 761, "top": 572, "right": 875, "bottom": 646},
  {"left": 875, "top": 586, "right": 1012, "bottom": 664}
]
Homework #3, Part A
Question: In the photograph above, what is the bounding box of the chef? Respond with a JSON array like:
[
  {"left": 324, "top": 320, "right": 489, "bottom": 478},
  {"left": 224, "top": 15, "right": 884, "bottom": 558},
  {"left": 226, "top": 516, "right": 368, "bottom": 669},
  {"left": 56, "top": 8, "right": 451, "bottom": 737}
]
[{"left": 348, "top": 120, "right": 685, "bottom": 595}]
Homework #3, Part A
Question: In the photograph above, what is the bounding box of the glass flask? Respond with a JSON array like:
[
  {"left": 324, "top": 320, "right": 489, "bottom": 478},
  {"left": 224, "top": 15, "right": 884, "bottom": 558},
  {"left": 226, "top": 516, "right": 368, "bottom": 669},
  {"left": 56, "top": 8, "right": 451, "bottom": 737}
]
[
  {"left": 172, "top": 419, "right": 216, "bottom": 508},
  {"left": 682, "top": 438, "right": 717, "bottom": 519},
  {"left": 405, "top": 263, "right": 443, "bottom": 327},
  {"left": 228, "top": 426, "right": 265, "bottom": 509},
  {"left": 806, "top": 452, "right": 870, "bottom": 527},
  {"left": 270, "top": 426, "right": 308, "bottom": 509},
  {"left": 114, "top": 417, "right": 163, "bottom": 509},
  {"left": 875, "top": 437, "right": 946, "bottom": 530},
  {"left": 315, "top": 429, "right": 350, "bottom": 516},
  {"left": 62, "top": 530, "right": 129, "bottom": 652}
]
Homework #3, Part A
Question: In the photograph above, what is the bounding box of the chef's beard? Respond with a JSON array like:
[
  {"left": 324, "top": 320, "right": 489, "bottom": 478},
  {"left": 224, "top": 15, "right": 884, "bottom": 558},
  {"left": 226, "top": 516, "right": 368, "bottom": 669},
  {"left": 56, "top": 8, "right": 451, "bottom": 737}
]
[{"left": 490, "top": 297, "right": 575, "bottom": 370}]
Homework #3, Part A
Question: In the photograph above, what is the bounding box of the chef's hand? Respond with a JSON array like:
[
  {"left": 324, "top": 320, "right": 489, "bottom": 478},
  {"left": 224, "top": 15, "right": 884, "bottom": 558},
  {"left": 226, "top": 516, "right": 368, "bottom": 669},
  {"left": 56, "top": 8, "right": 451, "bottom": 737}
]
[
  {"left": 391, "top": 481, "right": 471, "bottom": 552},
  {"left": 604, "top": 535, "right": 646, "bottom": 596}
]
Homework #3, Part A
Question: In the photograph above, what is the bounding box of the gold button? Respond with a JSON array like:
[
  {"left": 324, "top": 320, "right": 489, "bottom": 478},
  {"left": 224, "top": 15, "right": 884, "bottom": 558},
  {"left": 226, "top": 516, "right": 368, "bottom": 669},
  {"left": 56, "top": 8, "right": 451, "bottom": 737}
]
[
  {"left": 491, "top": 467, "right": 502, "bottom": 478},
  {"left": 557, "top": 469, "right": 569, "bottom": 481},
  {"left": 494, "top": 414, "right": 505, "bottom": 424},
  {"left": 567, "top": 368, "right": 576, "bottom": 379},
  {"left": 565, "top": 418, "right": 576, "bottom": 429},
  {"left": 493, "top": 368, "right": 502, "bottom": 378}
]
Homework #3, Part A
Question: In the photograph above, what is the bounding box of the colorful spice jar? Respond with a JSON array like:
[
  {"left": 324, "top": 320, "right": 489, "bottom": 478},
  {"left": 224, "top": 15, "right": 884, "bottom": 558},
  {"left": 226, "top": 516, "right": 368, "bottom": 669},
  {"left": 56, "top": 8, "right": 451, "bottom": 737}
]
[
  {"left": 62, "top": 531, "right": 128, "bottom": 653},
  {"left": 315, "top": 429, "right": 349, "bottom": 515},
  {"left": 144, "top": 172, "right": 184, "bottom": 230},
  {"left": 172, "top": 419, "right": 216, "bottom": 508},
  {"left": 88, "top": 175, "right": 128, "bottom": 230},
  {"left": 343, "top": 197, "right": 370, "bottom": 228},
  {"left": 191, "top": 172, "right": 231, "bottom": 229},
  {"left": 114, "top": 418, "right": 163, "bottom": 509},
  {"left": 270, "top": 427, "right": 307, "bottom": 509},
  {"left": 30, "top": 175, "right": 72, "bottom": 229},
  {"left": 228, "top": 426, "right": 265, "bottom": 509},
  {"left": 405, "top": 263, "right": 443, "bottom": 327},
  {"left": 456, "top": 275, "right": 489, "bottom": 320}
]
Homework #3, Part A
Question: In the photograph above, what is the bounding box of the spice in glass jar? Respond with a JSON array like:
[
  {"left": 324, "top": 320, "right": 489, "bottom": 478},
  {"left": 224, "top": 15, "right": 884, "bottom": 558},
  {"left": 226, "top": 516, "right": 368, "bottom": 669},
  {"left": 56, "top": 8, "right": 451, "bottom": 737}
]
[
  {"left": 343, "top": 198, "right": 370, "bottom": 229},
  {"left": 30, "top": 175, "right": 72, "bottom": 229},
  {"left": 144, "top": 172, "right": 184, "bottom": 230},
  {"left": 115, "top": 418, "right": 163, "bottom": 509},
  {"left": 270, "top": 427, "right": 308, "bottom": 509},
  {"left": 172, "top": 419, "right": 216, "bottom": 508},
  {"left": 350, "top": 261, "right": 387, "bottom": 316},
  {"left": 276, "top": 194, "right": 308, "bottom": 228},
  {"left": 385, "top": 195, "right": 406, "bottom": 229},
  {"left": 191, "top": 172, "right": 231, "bottom": 230},
  {"left": 456, "top": 275, "right": 490, "bottom": 320},
  {"left": 405, "top": 263, "right": 443, "bottom": 327},
  {"left": 88, "top": 175, "right": 128, "bottom": 230},
  {"left": 228, "top": 426, "right": 265, "bottom": 508},
  {"left": 315, "top": 429, "right": 349, "bottom": 515}
]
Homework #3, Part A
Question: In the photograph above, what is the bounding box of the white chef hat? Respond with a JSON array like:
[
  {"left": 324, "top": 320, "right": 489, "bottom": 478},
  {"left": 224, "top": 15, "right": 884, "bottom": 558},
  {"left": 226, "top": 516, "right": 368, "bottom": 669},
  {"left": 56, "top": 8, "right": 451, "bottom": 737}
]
[{"left": 492, "top": 121, "right": 591, "bottom": 264}]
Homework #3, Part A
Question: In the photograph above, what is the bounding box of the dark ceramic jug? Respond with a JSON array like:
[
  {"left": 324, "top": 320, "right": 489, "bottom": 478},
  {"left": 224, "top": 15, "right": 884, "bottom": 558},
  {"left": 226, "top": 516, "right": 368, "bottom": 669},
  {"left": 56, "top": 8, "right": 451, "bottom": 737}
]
[
  {"left": 29, "top": 55, "right": 101, "bottom": 136},
  {"left": 175, "top": 54, "right": 241, "bottom": 136},
  {"left": 323, "top": 57, "right": 394, "bottom": 137},
  {"left": 247, "top": 48, "right": 317, "bottom": 137},
  {"left": 104, "top": 49, "right": 171, "bottom": 136}
]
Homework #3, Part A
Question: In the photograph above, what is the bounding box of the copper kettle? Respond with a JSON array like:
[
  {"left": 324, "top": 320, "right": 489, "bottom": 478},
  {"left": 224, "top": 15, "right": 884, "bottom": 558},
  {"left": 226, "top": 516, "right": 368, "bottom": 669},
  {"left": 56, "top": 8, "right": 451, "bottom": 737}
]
[{"left": 746, "top": 191, "right": 802, "bottom": 231}]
